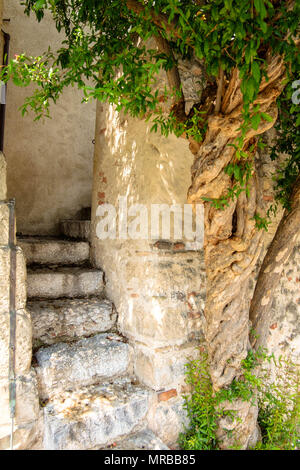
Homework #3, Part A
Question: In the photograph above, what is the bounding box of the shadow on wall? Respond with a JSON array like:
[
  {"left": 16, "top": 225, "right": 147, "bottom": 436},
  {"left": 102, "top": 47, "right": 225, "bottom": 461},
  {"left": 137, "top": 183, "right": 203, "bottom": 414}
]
[{"left": 3, "top": 1, "right": 96, "bottom": 236}]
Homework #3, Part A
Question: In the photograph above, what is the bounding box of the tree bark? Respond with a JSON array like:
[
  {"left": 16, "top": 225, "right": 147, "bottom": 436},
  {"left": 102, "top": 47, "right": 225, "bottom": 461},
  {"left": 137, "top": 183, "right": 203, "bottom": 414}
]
[
  {"left": 187, "top": 54, "right": 286, "bottom": 448},
  {"left": 250, "top": 173, "right": 300, "bottom": 350}
]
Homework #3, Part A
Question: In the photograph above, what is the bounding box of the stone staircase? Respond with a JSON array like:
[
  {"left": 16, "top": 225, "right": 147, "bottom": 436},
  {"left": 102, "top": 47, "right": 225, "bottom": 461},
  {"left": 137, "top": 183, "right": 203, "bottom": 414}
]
[{"left": 18, "top": 235, "right": 168, "bottom": 450}]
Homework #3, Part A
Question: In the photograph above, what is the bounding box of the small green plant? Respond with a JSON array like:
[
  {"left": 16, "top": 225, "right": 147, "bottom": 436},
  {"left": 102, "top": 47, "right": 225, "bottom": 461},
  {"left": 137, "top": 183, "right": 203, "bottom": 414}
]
[{"left": 179, "top": 349, "right": 300, "bottom": 450}]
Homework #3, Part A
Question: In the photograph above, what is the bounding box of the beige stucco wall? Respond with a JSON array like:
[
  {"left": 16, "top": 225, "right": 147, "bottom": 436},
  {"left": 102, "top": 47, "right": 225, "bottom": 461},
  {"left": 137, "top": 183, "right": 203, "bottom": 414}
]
[{"left": 3, "top": 1, "right": 96, "bottom": 235}]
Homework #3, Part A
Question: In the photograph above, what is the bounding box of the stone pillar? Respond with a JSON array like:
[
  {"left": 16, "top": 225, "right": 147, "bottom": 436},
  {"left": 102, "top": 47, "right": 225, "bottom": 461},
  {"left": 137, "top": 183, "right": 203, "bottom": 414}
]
[
  {"left": 0, "top": 4, "right": 40, "bottom": 442},
  {"left": 91, "top": 103, "right": 206, "bottom": 445},
  {"left": 0, "top": 153, "right": 40, "bottom": 449}
]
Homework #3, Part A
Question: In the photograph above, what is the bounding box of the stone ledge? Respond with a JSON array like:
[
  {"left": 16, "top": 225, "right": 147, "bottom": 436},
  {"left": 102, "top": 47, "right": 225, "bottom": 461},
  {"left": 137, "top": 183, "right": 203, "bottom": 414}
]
[
  {"left": 18, "top": 237, "right": 90, "bottom": 266},
  {"left": 43, "top": 378, "right": 152, "bottom": 450},
  {"left": 28, "top": 297, "right": 117, "bottom": 348},
  {"left": 27, "top": 266, "right": 104, "bottom": 299},
  {"left": 35, "top": 333, "right": 132, "bottom": 399}
]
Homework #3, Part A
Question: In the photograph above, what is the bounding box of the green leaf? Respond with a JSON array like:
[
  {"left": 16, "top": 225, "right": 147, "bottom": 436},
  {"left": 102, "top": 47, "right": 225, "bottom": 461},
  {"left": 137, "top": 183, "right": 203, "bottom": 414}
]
[
  {"left": 261, "top": 112, "right": 273, "bottom": 122},
  {"left": 34, "top": 0, "right": 46, "bottom": 10},
  {"left": 251, "top": 113, "right": 261, "bottom": 130},
  {"left": 252, "top": 62, "right": 261, "bottom": 84}
]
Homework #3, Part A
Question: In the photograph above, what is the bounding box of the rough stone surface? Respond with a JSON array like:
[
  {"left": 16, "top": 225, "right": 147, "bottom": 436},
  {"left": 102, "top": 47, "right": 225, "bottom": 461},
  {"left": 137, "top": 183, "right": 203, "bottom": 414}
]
[
  {"left": 0, "top": 246, "right": 27, "bottom": 312},
  {"left": 0, "top": 369, "right": 40, "bottom": 450},
  {"left": 27, "top": 266, "right": 104, "bottom": 299},
  {"left": 0, "top": 204, "right": 9, "bottom": 246},
  {"left": 43, "top": 378, "right": 151, "bottom": 450},
  {"left": 93, "top": 243, "right": 206, "bottom": 349},
  {"left": 35, "top": 333, "right": 132, "bottom": 399},
  {"left": 102, "top": 429, "right": 170, "bottom": 450},
  {"left": 0, "top": 308, "right": 32, "bottom": 378},
  {"left": 134, "top": 342, "right": 200, "bottom": 390},
  {"left": 18, "top": 237, "right": 90, "bottom": 266},
  {"left": 216, "top": 400, "right": 259, "bottom": 450},
  {"left": 147, "top": 398, "right": 189, "bottom": 447},
  {"left": 28, "top": 297, "right": 116, "bottom": 348},
  {"left": 0, "top": 152, "right": 6, "bottom": 201},
  {"left": 60, "top": 220, "right": 90, "bottom": 241},
  {"left": 90, "top": 100, "right": 206, "bottom": 402}
]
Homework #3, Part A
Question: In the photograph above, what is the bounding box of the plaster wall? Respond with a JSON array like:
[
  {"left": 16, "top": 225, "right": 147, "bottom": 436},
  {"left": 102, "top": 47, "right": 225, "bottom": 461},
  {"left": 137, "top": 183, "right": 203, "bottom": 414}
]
[{"left": 3, "top": 1, "right": 96, "bottom": 235}]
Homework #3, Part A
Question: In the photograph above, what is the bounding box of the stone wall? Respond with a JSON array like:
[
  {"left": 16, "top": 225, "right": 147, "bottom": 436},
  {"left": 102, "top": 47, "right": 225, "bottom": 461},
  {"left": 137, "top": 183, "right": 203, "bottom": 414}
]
[
  {"left": 0, "top": 0, "right": 4, "bottom": 60},
  {"left": 0, "top": 151, "right": 39, "bottom": 450},
  {"left": 3, "top": 0, "right": 96, "bottom": 235}
]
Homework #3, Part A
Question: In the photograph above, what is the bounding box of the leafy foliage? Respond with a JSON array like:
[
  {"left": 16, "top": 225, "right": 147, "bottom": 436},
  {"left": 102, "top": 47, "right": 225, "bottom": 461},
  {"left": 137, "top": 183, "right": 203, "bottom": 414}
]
[
  {"left": 1, "top": 1, "right": 299, "bottom": 217},
  {"left": 180, "top": 349, "right": 300, "bottom": 450}
]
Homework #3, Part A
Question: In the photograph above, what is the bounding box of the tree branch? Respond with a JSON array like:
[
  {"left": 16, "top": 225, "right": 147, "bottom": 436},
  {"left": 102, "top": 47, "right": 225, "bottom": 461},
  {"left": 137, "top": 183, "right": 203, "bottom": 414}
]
[
  {"left": 153, "top": 32, "right": 184, "bottom": 105},
  {"left": 125, "top": 0, "right": 183, "bottom": 41},
  {"left": 214, "top": 67, "right": 224, "bottom": 114}
]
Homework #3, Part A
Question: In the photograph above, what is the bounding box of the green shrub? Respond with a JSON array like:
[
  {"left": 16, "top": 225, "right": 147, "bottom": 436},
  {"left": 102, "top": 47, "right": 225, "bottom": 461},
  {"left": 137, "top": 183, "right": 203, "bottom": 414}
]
[{"left": 179, "top": 350, "right": 299, "bottom": 450}]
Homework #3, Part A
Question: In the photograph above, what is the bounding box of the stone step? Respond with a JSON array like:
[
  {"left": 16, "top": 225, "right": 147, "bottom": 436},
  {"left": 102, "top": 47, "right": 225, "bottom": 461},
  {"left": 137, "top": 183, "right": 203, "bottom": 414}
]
[
  {"left": 28, "top": 298, "right": 117, "bottom": 348},
  {"left": 35, "top": 333, "right": 131, "bottom": 399},
  {"left": 18, "top": 237, "right": 90, "bottom": 266},
  {"left": 102, "top": 429, "right": 170, "bottom": 450},
  {"left": 43, "top": 378, "right": 151, "bottom": 450},
  {"left": 60, "top": 220, "right": 90, "bottom": 241},
  {"left": 27, "top": 266, "right": 104, "bottom": 299}
]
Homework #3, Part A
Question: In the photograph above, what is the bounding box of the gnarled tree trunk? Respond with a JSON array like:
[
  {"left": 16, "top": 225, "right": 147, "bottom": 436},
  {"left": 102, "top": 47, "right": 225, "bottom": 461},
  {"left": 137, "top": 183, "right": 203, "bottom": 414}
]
[{"left": 187, "top": 54, "right": 286, "bottom": 448}]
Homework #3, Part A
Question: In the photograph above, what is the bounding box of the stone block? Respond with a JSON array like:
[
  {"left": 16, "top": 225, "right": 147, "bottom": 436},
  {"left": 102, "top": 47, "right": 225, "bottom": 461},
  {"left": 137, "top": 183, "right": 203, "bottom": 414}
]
[
  {"left": 60, "top": 220, "right": 90, "bottom": 241},
  {"left": 118, "top": 253, "right": 205, "bottom": 348},
  {"left": 147, "top": 398, "right": 189, "bottom": 447},
  {"left": 18, "top": 237, "right": 90, "bottom": 266},
  {"left": 134, "top": 342, "right": 200, "bottom": 391},
  {"left": 0, "top": 369, "right": 39, "bottom": 449},
  {"left": 28, "top": 297, "right": 116, "bottom": 347},
  {"left": 27, "top": 266, "right": 104, "bottom": 299},
  {"left": 0, "top": 247, "right": 27, "bottom": 313},
  {"left": 43, "top": 378, "right": 151, "bottom": 450},
  {"left": 0, "top": 308, "right": 32, "bottom": 378},
  {"left": 35, "top": 333, "right": 132, "bottom": 399},
  {"left": 0, "top": 203, "right": 9, "bottom": 245}
]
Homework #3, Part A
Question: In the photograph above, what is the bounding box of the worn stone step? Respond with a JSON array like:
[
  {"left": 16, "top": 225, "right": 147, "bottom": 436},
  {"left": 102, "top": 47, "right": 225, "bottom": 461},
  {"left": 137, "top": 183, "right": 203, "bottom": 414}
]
[
  {"left": 18, "top": 237, "right": 90, "bottom": 266},
  {"left": 27, "top": 266, "right": 104, "bottom": 299},
  {"left": 43, "top": 378, "right": 152, "bottom": 450},
  {"left": 102, "top": 429, "right": 170, "bottom": 450},
  {"left": 35, "top": 333, "right": 131, "bottom": 399},
  {"left": 28, "top": 298, "right": 117, "bottom": 348},
  {"left": 60, "top": 220, "right": 90, "bottom": 241}
]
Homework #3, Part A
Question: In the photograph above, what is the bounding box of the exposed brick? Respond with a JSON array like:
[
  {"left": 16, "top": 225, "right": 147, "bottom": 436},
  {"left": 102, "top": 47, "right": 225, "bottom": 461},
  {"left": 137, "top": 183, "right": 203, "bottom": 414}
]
[
  {"left": 263, "top": 195, "right": 273, "bottom": 201},
  {"left": 173, "top": 242, "right": 185, "bottom": 251},
  {"left": 153, "top": 241, "right": 172, "bottom": 250},
  {"left": 158, "top": 389, "right": 177, "bottom": 402},
  {"left": 270, "top": 323, "right": 277, "bottom": 330}
]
